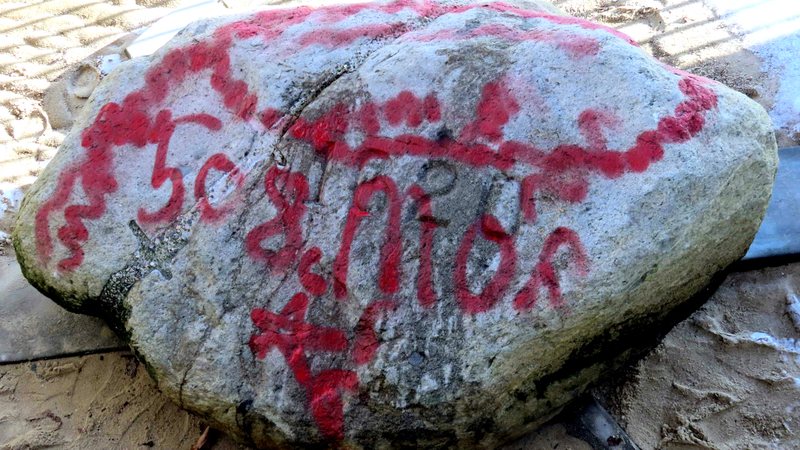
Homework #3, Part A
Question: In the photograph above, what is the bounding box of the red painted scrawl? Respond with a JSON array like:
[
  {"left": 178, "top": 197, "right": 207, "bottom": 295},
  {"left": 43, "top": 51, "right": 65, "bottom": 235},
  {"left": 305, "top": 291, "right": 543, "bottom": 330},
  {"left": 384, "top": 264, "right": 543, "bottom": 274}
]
[
  {"left": 248, "top": 45, "right": 716, "bottom": 447},
  {"left": 31, "top": 0, "right": 718, "bottom": 442}
]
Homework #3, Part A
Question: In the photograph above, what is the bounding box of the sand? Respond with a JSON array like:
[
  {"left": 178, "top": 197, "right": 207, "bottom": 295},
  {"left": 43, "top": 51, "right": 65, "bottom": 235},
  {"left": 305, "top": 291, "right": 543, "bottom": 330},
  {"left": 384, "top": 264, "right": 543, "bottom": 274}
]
[
  {"left": 1, "top": 0, "right": 797, "bottom": 448},
  {"left": 0, "top": 352, "right": 244, "bottom": 449},
  {"left": 703, "top": 0, "right": 800, "bottom": 148},
  {"left": 606, "top": 263, "right": 800, "bottom": 449}
]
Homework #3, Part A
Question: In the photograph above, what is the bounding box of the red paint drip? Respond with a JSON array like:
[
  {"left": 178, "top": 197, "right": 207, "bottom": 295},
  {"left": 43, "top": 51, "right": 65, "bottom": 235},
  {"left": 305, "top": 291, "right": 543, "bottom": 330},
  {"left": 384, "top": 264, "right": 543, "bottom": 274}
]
[
  {"left": 454, "top": 215, "right": 518, "bottom": 314},
  {"left": 333, "top": 176, "right": 402, "bottom": 300},
  {"left": 245, "top": 167, "right": 309, "bottom": 272}
]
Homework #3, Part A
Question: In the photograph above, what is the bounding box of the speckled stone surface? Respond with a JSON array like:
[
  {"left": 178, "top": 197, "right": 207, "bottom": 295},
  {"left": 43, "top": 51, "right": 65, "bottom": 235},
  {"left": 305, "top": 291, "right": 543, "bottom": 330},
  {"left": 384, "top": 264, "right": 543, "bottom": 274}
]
[{"left": 13, "top": 0, "right": 776, "bottom": 447}]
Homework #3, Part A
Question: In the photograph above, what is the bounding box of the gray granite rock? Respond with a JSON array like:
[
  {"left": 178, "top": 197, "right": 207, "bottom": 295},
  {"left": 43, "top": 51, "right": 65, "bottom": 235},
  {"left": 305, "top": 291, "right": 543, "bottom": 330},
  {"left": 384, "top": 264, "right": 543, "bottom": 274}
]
[{"left": 12, "top": 0, "right": 777, "bottom": 447}]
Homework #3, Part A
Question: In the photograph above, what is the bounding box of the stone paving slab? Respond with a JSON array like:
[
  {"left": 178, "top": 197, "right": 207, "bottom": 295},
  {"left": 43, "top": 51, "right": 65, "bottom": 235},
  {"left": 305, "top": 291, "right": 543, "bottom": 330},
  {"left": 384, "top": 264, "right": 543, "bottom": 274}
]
[
  {"left": 125, "top": 0, "right": 229, "bottom": 59},
  {"left": 0, "top": 254, "right": 122, "bottom": 363},
  {"left": 744, "top": 146, "right": 800, "bottom": 260}
]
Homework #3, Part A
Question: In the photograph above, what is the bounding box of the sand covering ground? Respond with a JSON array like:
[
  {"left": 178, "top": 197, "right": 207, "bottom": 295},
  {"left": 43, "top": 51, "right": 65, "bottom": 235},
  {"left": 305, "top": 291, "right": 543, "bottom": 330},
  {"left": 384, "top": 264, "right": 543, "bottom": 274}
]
[
  {"left": 612, "top": 264, "right": 800, "bottom": 449},
  {"left": 0, "top": 0, "right": 798, "bottom": 448},
  {"left": 0, "top": 352, "right": 241, "bottom": 449}
]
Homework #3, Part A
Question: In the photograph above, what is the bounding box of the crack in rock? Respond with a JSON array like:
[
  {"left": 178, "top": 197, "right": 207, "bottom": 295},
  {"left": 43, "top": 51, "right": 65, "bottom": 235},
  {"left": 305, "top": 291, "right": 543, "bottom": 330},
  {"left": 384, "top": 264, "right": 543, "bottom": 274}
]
[{"left": 97, "top": 215, "right": 194, "bottom": 338}]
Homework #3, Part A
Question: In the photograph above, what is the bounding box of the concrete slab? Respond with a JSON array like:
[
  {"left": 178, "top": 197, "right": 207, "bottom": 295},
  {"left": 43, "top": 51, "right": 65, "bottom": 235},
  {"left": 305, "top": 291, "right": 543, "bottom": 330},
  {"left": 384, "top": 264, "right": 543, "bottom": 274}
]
[
  {"left": 744, "top": 146, "right": 800, "bottom": 260},
  {"left": 125, "top": 0, "right": 230, "bottom": 59},
  {"left": 0, "top": 255, "right": 122, "bottom": 363}
]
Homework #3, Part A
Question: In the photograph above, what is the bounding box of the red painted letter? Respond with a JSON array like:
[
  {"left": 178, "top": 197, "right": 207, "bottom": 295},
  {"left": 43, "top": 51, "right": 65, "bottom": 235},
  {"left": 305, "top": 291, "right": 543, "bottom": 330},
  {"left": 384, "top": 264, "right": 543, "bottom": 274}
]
[
  {"left": 333, "top": 176, "right": 402, "bottom": 300},
  {"left": 513, "top": 227, "right": 588, "bottom": 311},
  {"left": 454, "top": 214, "right": 517, "bottom": 314},
  {"left": 245, "top": 166, "right": 309, "bottom": 272}
]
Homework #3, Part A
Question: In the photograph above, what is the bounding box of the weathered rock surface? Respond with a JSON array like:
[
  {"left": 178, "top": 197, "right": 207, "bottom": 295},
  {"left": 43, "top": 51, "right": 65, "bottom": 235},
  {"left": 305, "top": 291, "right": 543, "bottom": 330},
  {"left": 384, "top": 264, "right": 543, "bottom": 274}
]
[{"left": 13, "top": 0, "right": 777, "bottom": 447}]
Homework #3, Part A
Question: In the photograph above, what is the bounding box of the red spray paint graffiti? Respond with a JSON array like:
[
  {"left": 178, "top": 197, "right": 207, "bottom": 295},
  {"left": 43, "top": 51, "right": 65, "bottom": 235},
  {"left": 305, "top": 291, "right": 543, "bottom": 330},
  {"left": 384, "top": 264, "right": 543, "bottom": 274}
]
[
  {"left": 249, "top": 292, "right": 395, "bottom": 440},
  {"left": 513, "top": 227, "right": 589, "bottom": 311},
  {"left": 242, "top": 71, "right": 715, "bottom": 439},
  {"left": 32, "top": 0, "right": 719, "bottom": 441},
  {"left": 245, "top": 166, "right": 310, "bottom": 272},
  {"left": 35, "top": 0, "right": 637, "bottom": 272},
  {"left": 407, "top": 184, "right": 440, "bottom": 309},
  {"left": 454, "top": 215, "right": 518, "bottom": 314},
  {"left": 35, "top": 33, "right": 256, "bottom": 270},
  {"left": 195, "top": 152, "right": 245, "bottom": 223},
  {"left": 243, "top": 66, "right": 716, "bottom": 442},
  {"left": 249, "top": 292, "right": 357, "bottom": 440},
  {"left": 299, "top": 247, "right": 328, "bottom": 296},
  {"left": 138, "top": 112, "right": 224, "bottom": 226},
  {"left": 333, "top": 175, "right": 402, "bottom": 299}
]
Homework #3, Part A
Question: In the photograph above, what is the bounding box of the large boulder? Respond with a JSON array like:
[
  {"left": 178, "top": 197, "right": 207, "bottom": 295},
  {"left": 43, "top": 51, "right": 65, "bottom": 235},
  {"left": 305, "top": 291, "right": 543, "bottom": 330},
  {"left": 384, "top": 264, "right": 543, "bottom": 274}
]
[{"left": 13, "top": 0, "right": 776, "bottom": 447}]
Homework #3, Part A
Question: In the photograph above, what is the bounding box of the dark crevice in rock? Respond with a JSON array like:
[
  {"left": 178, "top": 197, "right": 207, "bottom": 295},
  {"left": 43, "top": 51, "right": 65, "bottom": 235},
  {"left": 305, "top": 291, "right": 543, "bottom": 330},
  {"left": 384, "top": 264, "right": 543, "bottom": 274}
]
[
  {"left": 177, "top": 325, "right": 209, "bottom": 410},
  {"left": 278, "top": 64, "right": 352, "bottom": 143},
  {"left": 267, "top": 14, "right": 445, "bottom": 184},
  {"left": 526, "top": 266, "right": 734, "bottom": 430},
  {"left": 96, "top": 216, "right": 194, "bottom": 340}
]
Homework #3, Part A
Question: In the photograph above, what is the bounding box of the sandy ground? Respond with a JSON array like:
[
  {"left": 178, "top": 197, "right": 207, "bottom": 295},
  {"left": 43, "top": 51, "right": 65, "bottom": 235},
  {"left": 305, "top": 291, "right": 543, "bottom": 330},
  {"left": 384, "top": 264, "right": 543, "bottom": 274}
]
[
  {"left": 702, "top": 0, "right": 800, "bottom": 148},
  {"left": 0, "top": 352, "right": 244, "bottom": 449},
  {"left": 0, "top": 0, "right": 798, "bottom": 448},
  {"left": 607, "top": 263, "right": 800, "bottom": 449}
]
